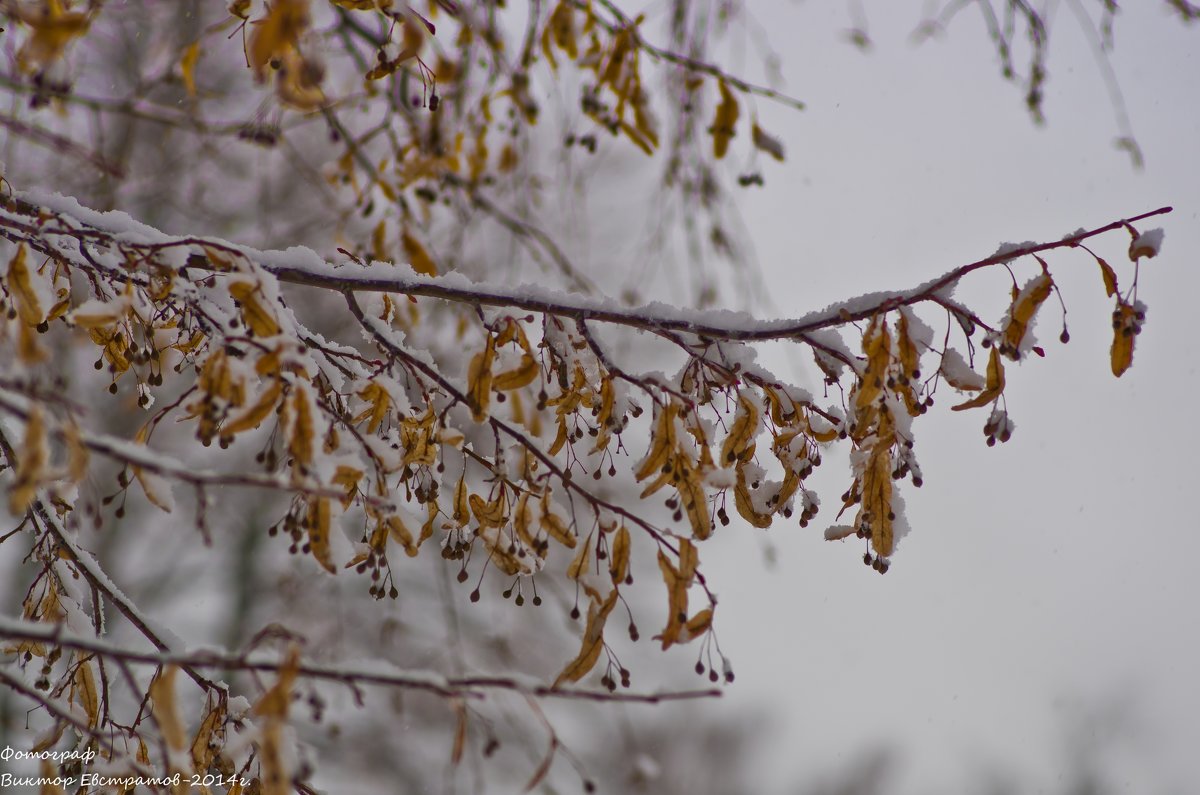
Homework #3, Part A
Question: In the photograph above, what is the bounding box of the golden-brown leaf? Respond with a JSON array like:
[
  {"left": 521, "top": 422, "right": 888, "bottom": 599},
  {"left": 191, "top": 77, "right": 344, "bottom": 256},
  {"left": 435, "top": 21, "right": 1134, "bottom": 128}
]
[
  {"left": 8, "top": 405, "right": 47, "bottom": 515},
  {"left": 608, "top": 525, "right": 631, "bottom": 585},
  {"left": 288, "top": 385, "right": 316, "bottom": 469},
  {"left": 548, "top": 418, "right": 569, "bottom": 456},
  {"left": 855, "top": 317, "right": 891, "bottom": 412},
  {"left": 6, "top": 243, "right": 45, "bottom": 326},
  {"left": 275, "top": 49, "right": 326, "bottom": 111},
  {"left": 64, "top": 421, "right": 88, "bottom": 483},
  {"left": 896, "top": 311, "right": 921, "bottom": 379},
  {"left": 223, "top": 377, "right": 283, "bottom": 436},
  {"left": 635, "top": 403, "right": 676, "bottom": 481},
  {"left": 453, "top": 476, "right": 470, "bottom": 527},
  {"left": 254, "top": 647, "right": 300, "bottom": 795},
  {"left": 229, "top": 280, "right": 281, "bottom": 337},
  {"left": 951, "top": 348, "right": 1005, "bottom": 411},
  {"left": 1001, "top": 272, "right": 1054, "bottom": 356},
  {"left": 861, "top": 441, "right": 895, "bottom": 558},
  {"left": 656, "top": 551, "right": 686, "bottom": 649},
  {"left": 254, "top": 647, "right": 300, "bottom": 720},
  {"left": 493, "top": 353, "right": 540, "bottom": 391},
  {"left": 150, "top": 666, "right": 187, "bottom": 751},
  {"left": 133, "top": 465, "right": 175, "bottom": 514},
  {"left": 710, "top": 79, "right": 739, "bottom": 159},
  {"left": 1095, "top": 255, "right": 1119, "bottom": 298},
  {"left": 1110, "top": 300, "right": 1138, "bottom": 377},
  {"left": 386, "top": 514, "right": 418, "bottom": 557},
  {"left": 332, "top": 465, "right": 362, "bottom": 509},
  {"left": 16, "top": 0, "right": 91, "bottom": 73},
  {"left": 677, "top": 458, "right": 713, "bottom": 539},
  {"left": 553, "top": 589, "right": 618, "bottom": 686},
  {"left": 401, "top": 231, "right": 438, "bottom": 276},
  {"left": 680, "top": 608, "right": 713, "bottom": 642},
  {"left": 469, "top": 490, "right": 508, "bottom": 529},
  {"left": 249, "top": 0, "right": 309, "bottom": 82},
  {"left": 721, "top": 392, "right": 760, "bottom": 465},
  {"left": 567, "top": 531, "right": 592, "bottom": 579},
  {"left": 399, "top": 409, "right": 438, "bottom": 468},
  {"left": 751, "top": 123, "right": 785, "bottom": 161},
  {"left": 513, "top": 492, "right": 536, "bottom": 551},
  {"left": 733, "top": 464, "right": 772, "bottom": 529},
  {"left": 73, "top": 657, "right": 99, "bottom": 728},
  {"left": 451, "top": 701, "right": 468, "bottom": 766},
  {"left": 540, "top": 493, "right": 576, "bottom": 548},
  {"left": 466, "top": 334, "right": 496, "bottom": 422},
  {"left": 191, "top": 699, "right": 227, "bottom": 773},
  {"left": 308, "top": 497, "right": 336, "bottom": 573},
  {"left": 181, "top": 42, "right": 201, "bottom": 97}
]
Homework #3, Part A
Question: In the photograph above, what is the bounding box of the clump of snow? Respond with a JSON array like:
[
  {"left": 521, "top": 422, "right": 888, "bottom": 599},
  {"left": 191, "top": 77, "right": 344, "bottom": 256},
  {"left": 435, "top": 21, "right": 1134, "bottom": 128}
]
[
  {"left": 825, "top": 524, "right": 856, "bottom": 541},
  {"left": 938, "top": 348, "right": 985, "bottom": 391},
  {"left": 1129, "top": 228, "right": 1164, "bottom": 260},
  {"left": 991, "top": 241, "right": 1039, "bottom": 262}
]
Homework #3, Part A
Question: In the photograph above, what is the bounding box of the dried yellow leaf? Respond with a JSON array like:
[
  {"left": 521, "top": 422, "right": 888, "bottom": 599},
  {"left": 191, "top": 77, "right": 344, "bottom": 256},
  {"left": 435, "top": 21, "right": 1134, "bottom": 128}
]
[
  {"left": 1110, "top": 300, "right": 1138, "bottom": 377},
  {"left": 6, "top": 244, "right": 45, "bottom": 326},
  {"left": 254, "top": 647, "right": 300, "bottom": 795},
  {"left": 493, "top": 354, "right": 540, "bottom": 391},
  {"left": 1095, "top": 255, "right": 1119, "bottom": 298},
  {"left": 721, "top": 392, "right": 760, "bottom": 465},
  {"left": 855, "top": 317, "right": 891, "bottom": 412},
  {"left": 951, "top": 349, "right": 1005, "bottom": 411},
  {"left": 181, "top": 42, "right": 201, "bottom": 97},
  {"left": 353, "top": 381, "right": 391, "bottom": 434},
  {"left": 133, "top": 465, "right": 175, "bottom": 513},
  {"left": 401, "top": 231, "right": 438, "bottom": 276},
  {"left": 635, "top": 403, "right": 677, "bottom": 481},
  {"left": 680, "top": 608, "right": 713, "bottom": 642},
  {"left": 567, "top": 531, "right": 592, "bottom": 579},
  {"left": 466, "top": 334, "right": 496, "bottom": 422},
  {"left": 677, "top": 458, "right": 712, "bottom": 539},
  {"left": 608, "top": 525, "right": 630, "bottom": 585},
  {"left": 288, "top": 386, "right": 316, "bottom": 469},
  {"left": 1001, "top": 272, "right": 1054, "bottom": 356},
  {"left": 386, "top": 514, "right": 418, "bottom": 557},
  {"left": 72, "top": 657, "right": 99, "bottom": 728},
  {"left": 469, "top": 490, "right": 508, "bottom": 528},
  {"left": 751, "top": 123, "right": 785, "bottom": 161},
  {"left": 249, "top": 0, "right": 309, "bottom": 82},
  {"left": 229, "top": 280, "right": 281, "bottom": 337},
  {"left": 399, "top": 409, "right": 438, "bottom": 468},
  {"left": 150, "top": 666, "right": 187, "bottom": 751},
  {"left": 16, "top": 0, "right": 91, "bottom": 73},
  {"left": 554, "top": 589, "right": 618, "bottom": 686},
  {"left": 191, "top": 700, "right": 227, "bottom": 773},
  {"left": 733, "top": 464, "right": 772, "bottom": 529},
  {"left": 656, "top": 550, "right": 688, "bottom": 649},
  {"left": 308, "top": 496, "right": 336, "bottom": 573},
  {"left": 861, "top": 442, "right": 895, "bottom": 557},
  {"left": 332, "top": 465, "right": 362, "bottom": 508},
  {"left": 540, "top": 493, "right": 576, "bottom": 548},
  {"left": 223, "top": 377, "right": 283, "bottom": 436},
  {"left": 710, "top": 79, "right": 739, "bottom": 159},
  {"left": 453, "top": 476, "right": 470, "bottom": 527},
  {"left": 9, "top": 406, "right": 47, "bottom": 515}
]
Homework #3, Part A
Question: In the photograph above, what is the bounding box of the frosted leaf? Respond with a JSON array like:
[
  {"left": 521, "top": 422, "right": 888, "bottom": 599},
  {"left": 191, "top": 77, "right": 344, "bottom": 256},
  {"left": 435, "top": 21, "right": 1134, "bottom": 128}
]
[{"left": 1129, "top": 228, "right": 1164, "bottom": 260}]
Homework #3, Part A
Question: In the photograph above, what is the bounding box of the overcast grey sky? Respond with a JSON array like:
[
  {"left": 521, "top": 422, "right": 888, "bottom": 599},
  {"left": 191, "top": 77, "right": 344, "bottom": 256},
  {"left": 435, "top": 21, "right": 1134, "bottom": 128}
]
[{"left": 694, "top": 4, "right": 1199, "bottom": 793}]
